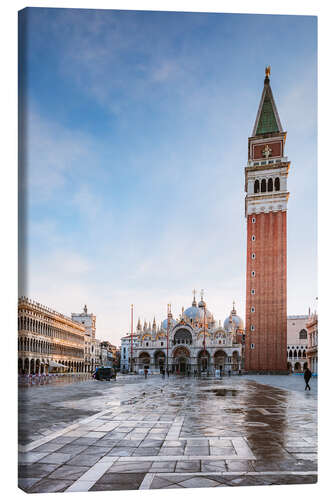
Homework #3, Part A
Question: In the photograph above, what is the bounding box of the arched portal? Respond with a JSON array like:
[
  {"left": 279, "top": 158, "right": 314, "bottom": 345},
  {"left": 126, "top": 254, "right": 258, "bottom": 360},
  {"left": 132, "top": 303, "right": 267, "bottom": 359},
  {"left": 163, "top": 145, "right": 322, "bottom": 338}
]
[
  {"left": 18, "top": 358, "right": 23, "bottom": 375},
  {"left": 138, "top": 352, "right": 151, "bottom": 370},
  {"left": 294, "top": 362, "right": 301, "bottom": 372},
  {"left": 30, "top": 358, "right": 35, "bottom": 375},
  {"left": 154, "top": 350, "right": 166, "bottom": 370},
  {"left": 214, "top": 350, "right": 227, "bottom": 373},
  {"left": 172, "top": 346, "right": 190, "bottom": 374},
  {"left": 24, "top": 358, "right": 30, "bottom": 374},
  {"left": 197, "top": 349, "right": 210, "bottom": 373}
]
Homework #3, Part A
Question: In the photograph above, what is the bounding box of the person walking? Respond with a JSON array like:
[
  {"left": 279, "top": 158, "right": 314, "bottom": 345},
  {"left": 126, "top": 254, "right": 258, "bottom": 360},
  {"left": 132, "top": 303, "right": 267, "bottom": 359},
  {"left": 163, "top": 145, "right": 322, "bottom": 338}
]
[
  {"left": 144, "top": 368, "right": 148, "bottom": 379},
  {"left": 304, "top": 367, "right": 312, "bottom": 390}
]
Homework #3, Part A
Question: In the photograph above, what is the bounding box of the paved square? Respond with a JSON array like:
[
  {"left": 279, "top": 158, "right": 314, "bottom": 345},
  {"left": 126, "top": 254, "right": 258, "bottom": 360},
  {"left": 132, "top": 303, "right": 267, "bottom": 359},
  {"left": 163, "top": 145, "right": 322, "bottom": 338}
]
[{"left": 18, "top": 374, "right": 317, "bottom": 492}]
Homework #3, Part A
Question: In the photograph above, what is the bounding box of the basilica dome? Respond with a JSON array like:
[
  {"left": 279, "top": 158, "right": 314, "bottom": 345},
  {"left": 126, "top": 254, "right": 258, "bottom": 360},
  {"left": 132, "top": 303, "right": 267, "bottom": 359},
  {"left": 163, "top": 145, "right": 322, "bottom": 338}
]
[
  {"left": 223, "top": 303, "right": 244, "bottom": 331},
  {"left": 183, "top": 305, "right": 204, "bottom": 321},
  {"left": 161, "top": 318, "right": 177, "bottom": 331}
]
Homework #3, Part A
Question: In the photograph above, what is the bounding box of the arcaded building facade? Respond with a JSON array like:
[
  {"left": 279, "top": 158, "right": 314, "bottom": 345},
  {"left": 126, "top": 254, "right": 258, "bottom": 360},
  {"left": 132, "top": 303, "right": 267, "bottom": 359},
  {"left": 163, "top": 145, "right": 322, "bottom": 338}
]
[
  {"left": 287, "top": 315, "right": 308, "bottom": 372},
  {"left": 18, "top": 297, "right": 85, "bottom": 375},
  {"left": 128, "top": 292, "right": 244, "bottom": 375}
]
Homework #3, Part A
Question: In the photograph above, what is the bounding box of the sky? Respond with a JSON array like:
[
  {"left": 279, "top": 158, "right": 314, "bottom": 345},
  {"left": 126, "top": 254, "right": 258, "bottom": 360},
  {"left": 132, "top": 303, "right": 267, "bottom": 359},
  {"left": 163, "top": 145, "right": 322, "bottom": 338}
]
[{"left": 18, "top": 8, "right": 317, "bottom": 345}]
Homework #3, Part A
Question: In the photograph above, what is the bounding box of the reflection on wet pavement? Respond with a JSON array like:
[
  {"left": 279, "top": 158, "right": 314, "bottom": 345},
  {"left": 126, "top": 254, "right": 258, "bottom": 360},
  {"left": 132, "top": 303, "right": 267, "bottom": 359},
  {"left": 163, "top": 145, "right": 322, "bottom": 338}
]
[{"left": 18, "top": 375, "right": 317, "bottom": 492}]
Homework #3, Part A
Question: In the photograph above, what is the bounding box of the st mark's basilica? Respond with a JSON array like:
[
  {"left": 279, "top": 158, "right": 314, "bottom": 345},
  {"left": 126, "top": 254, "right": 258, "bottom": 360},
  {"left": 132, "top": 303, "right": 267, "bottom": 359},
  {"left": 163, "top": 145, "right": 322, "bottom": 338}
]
[{"left": 122, "top": 290, "right": 245, "bottom": 375}]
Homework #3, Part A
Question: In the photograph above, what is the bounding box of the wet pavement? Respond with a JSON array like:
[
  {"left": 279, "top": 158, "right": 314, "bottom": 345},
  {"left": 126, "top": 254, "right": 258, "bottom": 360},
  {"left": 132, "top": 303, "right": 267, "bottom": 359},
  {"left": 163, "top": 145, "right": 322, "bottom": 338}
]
[{"left": 18, "top": 374, "right": 317, "bottom": 492}]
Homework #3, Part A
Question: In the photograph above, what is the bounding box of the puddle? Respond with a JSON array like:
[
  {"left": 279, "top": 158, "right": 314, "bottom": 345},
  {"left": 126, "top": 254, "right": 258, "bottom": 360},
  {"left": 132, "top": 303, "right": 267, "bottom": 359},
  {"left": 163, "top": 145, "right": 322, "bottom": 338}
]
[
  {"left": 206, "top": 388, "right": 239, "bottom": 397},
  {"left": 246, "top": 422, "right": 269, "bottom": 427}
]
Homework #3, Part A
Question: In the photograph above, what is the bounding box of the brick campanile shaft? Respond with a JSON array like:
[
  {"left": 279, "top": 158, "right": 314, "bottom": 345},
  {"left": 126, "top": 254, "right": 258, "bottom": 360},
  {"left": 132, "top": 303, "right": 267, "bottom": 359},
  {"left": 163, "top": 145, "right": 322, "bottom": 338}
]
[{"left": 244, "top": 67, "right": 290, "bottom": 373}]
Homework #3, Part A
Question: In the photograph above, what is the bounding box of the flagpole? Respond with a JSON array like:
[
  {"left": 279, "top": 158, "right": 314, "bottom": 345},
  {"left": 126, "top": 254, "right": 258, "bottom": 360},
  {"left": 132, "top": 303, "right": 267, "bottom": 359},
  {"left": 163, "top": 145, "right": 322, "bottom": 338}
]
[
  {"left": 130, "top": 304, "right": 133, "bottom": 373},
  {"left": 203, "top": 304, "right": 206, "bottom": 354},
  {"left": 166, "top": 304, "right": 170, "bottom": 374}
]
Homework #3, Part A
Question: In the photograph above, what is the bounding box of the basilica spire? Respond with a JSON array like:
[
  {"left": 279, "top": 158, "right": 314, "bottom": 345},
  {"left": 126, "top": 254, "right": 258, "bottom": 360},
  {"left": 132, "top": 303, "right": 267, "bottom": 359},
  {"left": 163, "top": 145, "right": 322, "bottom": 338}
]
[{"left": 252, "top": 66, "right": 283, "bottom": 137}]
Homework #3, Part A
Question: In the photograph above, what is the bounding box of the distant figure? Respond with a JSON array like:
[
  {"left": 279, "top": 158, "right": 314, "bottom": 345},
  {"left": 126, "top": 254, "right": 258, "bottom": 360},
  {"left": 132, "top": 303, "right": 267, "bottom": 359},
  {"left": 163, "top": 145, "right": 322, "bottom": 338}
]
[
  {"left": 166, "top": 367, "right": 169, "bottom": 377},
  {"left": 144, "top": 368, "right": 148, "bottom": 379},
  {"left": 228, "top": 370, "right": 231, "bottom": 377},
  {"left": 220, "top": 368, "right": 223, "bottom": 378},
  {"left": 304, "top": 367, "right": 312, "bottom": 390},
  {"left": 162, "top": 368, "right": 165, "bottom": 379}
]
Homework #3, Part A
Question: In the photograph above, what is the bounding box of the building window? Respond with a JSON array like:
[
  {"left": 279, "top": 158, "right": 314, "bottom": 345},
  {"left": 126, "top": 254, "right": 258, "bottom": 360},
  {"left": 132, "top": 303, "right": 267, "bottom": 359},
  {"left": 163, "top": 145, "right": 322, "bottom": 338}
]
[
  {"left": 274, "top": 177, "right": 280, "bottom": 191},
  {"left": 146, "top": 342, "right": 149, "bottom": 346},
  {"left": 268, "top": 178, "right": 273, "bottom": 192},
  {"left": 251, "top": 343, "right": 255, "bottom": 349},
  {"left": 251, "top": 271, "right": 255, "bottom": 277},
  {"left": 252, "top": 217, "right": 256, "bottom": 223},
  {"left": 299, "top": 329, "right": 307, "bottom": 340},
  {"left": 251, "top": 253, "right": 256, "bottom": 260},
  {"left": 251, "top": 289, "right": 255, "bottom": 295},
  {"left": 251, "top": 306, "right": 255, "bottom": 313},
  {"left": 261, "top": 179, "right": 267, "bottom": 193},
  {"left": 254, "top": 180, "right": 259, "bottom": 193},
  {"left": 252, "top": 235, "right": 255, "bottom": 241},
  {"left": 219, "top": 340, "right": 221, "bottom": 344},
  {"left": 250, "top": 325, "right": 255, "bottom": 331}
]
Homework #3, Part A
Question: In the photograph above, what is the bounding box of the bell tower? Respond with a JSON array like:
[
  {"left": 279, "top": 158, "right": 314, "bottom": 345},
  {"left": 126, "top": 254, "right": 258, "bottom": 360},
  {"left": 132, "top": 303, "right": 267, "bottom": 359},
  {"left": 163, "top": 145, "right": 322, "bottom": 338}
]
[{"left": 244, "top": 67, "right": 290, "bottom": 373}]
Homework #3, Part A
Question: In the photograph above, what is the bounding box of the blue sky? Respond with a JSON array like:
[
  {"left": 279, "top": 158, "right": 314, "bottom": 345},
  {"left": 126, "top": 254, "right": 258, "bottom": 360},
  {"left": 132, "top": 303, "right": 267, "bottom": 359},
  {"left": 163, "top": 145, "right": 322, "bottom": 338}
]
[{"left": 19, "top": 8, "right": 317, "bottom": 344}]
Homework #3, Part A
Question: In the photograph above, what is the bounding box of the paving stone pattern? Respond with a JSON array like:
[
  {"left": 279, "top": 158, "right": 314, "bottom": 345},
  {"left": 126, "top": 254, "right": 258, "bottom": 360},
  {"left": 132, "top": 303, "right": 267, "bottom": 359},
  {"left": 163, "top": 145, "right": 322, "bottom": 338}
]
[{"left": 18, "top": 375, "right": 317, "bottom": 492}]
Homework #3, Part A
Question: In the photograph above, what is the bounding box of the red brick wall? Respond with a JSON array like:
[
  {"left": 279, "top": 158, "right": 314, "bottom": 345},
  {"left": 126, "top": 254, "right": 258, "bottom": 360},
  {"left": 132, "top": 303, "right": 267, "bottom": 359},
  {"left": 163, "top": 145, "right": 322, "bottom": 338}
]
[{"left": 245, "top": 211, "right": 287, "bottom": 371}]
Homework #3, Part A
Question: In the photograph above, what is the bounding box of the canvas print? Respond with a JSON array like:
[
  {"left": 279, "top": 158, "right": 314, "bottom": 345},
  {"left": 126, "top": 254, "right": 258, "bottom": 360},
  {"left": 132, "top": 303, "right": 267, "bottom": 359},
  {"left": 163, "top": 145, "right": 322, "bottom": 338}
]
[{"left": 18, "top": 7, "right": 317, "bottom": 493}]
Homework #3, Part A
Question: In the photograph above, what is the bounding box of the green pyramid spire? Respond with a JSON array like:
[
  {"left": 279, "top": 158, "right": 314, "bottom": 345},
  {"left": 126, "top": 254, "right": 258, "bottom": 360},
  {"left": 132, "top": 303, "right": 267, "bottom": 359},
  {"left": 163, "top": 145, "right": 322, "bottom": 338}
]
[
  {"left": 256, "top": 93, "right": 279, "bottom": 135},
  {"left": 253, "top": 67, "right": 282, "bottom": 136}
]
